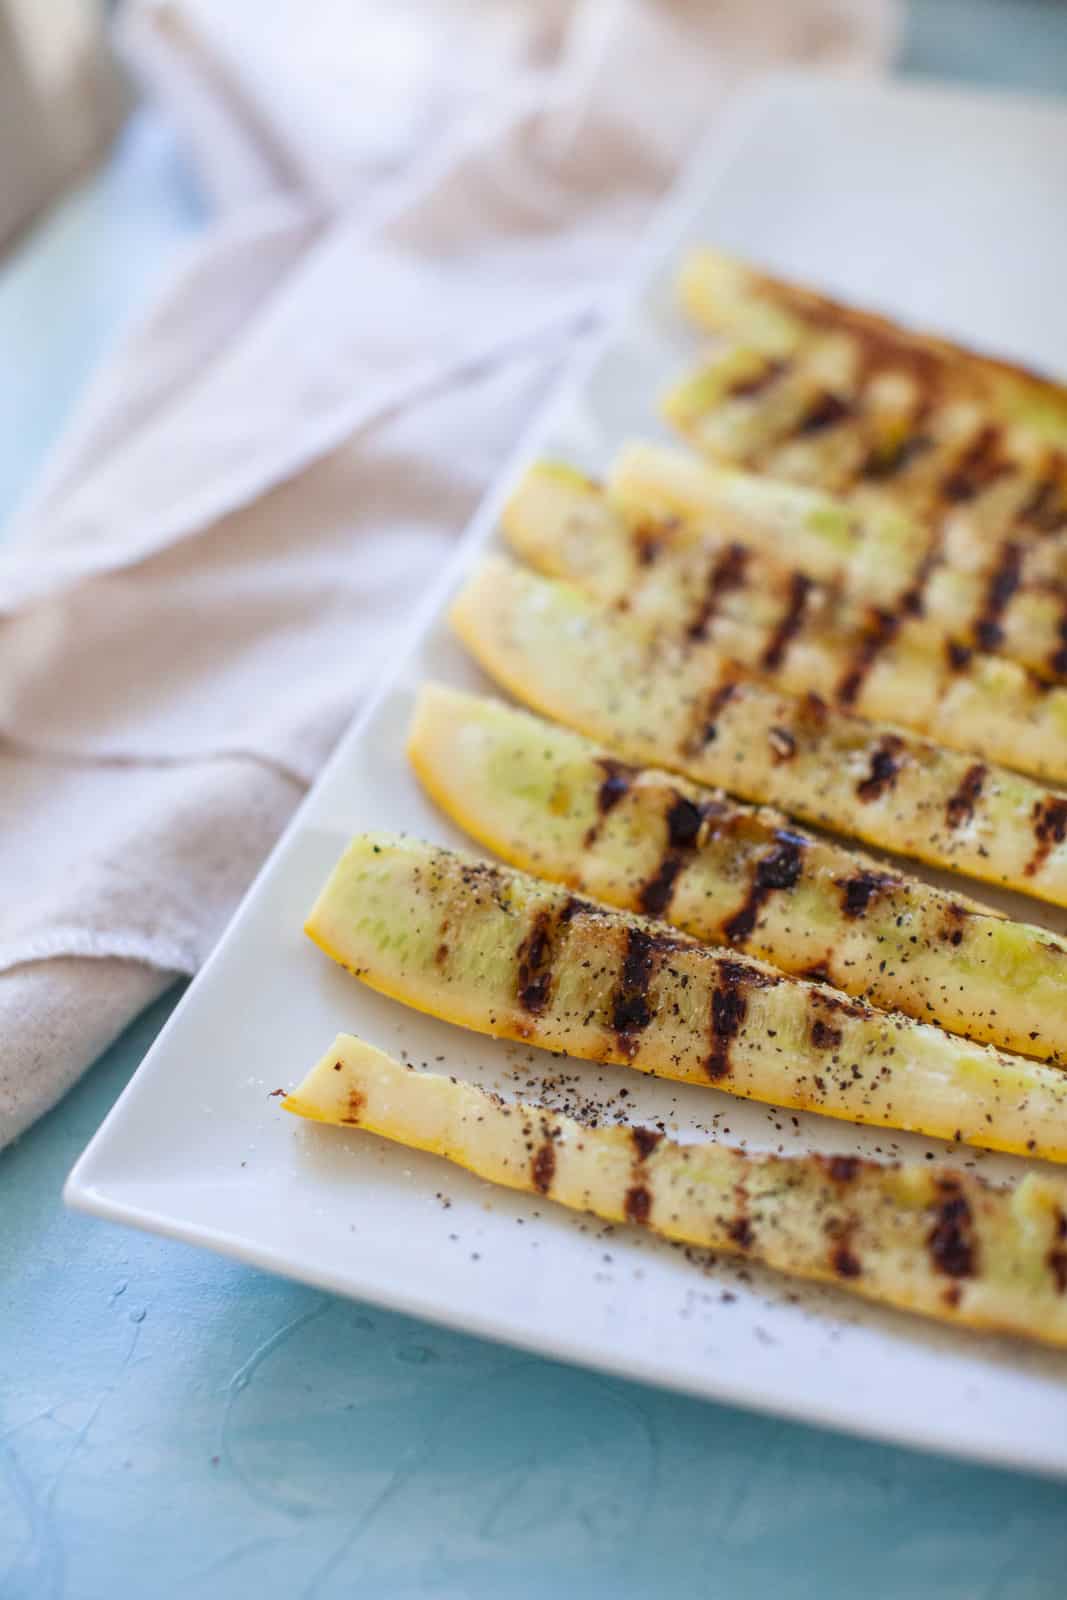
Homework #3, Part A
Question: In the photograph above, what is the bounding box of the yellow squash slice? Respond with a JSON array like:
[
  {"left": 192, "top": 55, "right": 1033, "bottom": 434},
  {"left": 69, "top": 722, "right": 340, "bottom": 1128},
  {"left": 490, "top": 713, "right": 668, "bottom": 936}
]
[
  {"left": 504, "top": 461, "right": 1067, "bottom": 783},
  {"left": 612, "top": 444, "right": 931, "bottom": 600},
  {"left": 664, "top": 342, "right": 1067, "bottom": 587},
  {"left": 450, "top": 557, "right": 1067, "bottom": 907},
  {"left": 677, "top": 248, "right": 1067, "bottom": 446},
  {"left": 409, "top": 684, "right": 1067, "bottom": 1063},
  {"left": 666, "top": 251, "right": 1067, "bottom": 598},
  {"left": 285, "top": 1034, "right": 1067, "bottom": 1350},
  {"left": 611, "top": 440, "right": 1067, "bottom": 684},
  {"left": 305, "top": 834, "right": 1067, "bottom": 1161}
]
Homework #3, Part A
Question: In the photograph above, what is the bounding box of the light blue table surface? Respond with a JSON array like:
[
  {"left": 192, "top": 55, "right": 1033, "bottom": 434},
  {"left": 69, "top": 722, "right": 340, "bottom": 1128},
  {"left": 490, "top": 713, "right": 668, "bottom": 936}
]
[{"left": 4, "top": 8, "right": 1067, "bottom": 1596}]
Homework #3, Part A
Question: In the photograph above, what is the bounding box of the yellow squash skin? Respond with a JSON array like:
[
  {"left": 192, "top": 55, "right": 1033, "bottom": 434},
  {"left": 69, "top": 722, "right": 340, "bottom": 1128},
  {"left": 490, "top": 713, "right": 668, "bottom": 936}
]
[
  {"left": 285, "top": 1034, "right": 1067, "bottom": 1350},
  {"left": 305, "top": 834, "right": 1067, "bottom": 1161},
  {"left": 667, "top": 251, "right": 1067, "bottom": 620},
  {"left": 408, "top": 684, "right": 1067, "bottom": 1063},
  {"left": 450, "top": 557, "right": 1067, "bottom": 908},
  {"left": 504, "top": 462, "right": 1067, "bottom": 784}
]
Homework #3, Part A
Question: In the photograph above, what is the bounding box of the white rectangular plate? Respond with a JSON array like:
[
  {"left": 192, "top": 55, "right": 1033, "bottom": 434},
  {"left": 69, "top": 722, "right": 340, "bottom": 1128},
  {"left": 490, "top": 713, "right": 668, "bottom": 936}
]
[{"left": 67, "top": 73, "right": 1067, "bottom": 1476}]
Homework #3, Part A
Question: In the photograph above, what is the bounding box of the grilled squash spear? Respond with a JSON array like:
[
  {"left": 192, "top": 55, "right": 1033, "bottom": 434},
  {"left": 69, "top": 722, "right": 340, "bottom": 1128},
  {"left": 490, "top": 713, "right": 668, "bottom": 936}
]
[
  {"left": 450, "top": 557, "right": 1067, "bottom": 907},
  {"left": 503, "top": 461, "right": 1067, "bottom": 784},
  {"left": 665, "top": 344, "right": 1067, "bottom": 585},
  {"left": 676, "top": 248, "right": 1067, "bottom": 447},
  {"left": 666, "top": 251, "right": 1067, "bottom": 603},
  {"left": 305, "top": 834, "right": 1067, "bottom": 1161},
  {"left": 408, "top": 684, "right": 1067, "bottom": 1063},
  {"left": 611, "top": 441, "right": 1067, "bottom": 684},
  {"left": 671, "top": 344, "right": 1067, "bottom": 588},
  {"left": 285, "top": 1033, "right": 1067, "bottom": 1350}
]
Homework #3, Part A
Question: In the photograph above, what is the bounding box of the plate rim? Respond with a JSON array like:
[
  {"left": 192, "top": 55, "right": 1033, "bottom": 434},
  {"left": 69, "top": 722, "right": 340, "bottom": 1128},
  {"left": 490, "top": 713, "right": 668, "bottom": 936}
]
[{"left": 65, "top": 1171, "right": 1067, "bottom": 1482}]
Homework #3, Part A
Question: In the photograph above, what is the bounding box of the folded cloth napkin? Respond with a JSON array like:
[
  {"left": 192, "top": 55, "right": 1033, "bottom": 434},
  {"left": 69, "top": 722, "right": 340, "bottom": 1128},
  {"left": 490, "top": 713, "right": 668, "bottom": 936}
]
[{"left": 0, "top": 0, "right": 896, "bottom": 1146}]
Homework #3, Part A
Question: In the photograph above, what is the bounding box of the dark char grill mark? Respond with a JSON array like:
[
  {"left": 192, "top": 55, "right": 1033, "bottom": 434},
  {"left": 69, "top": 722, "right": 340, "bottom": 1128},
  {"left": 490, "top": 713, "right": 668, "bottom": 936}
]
[
  {"left": 635, "top": 531, "right": 662, "bottom": 568},
  {"left": 761, "top": 573, "right": 813, "bottom": 671},
  {"left": 584, "top": 758, "right": 638, "bottom": 848},
  {"left": 612, "top": 926, "right": 656, "bottom": 1057},
  {"left": 695, "top": 679, "right": 739, "bottom": 748},
  {"left": 973, "top": 542, "right": 1023, "bottom": 652},
  {"left": 1019, "top": 474, "right": 1067, "bottom": 535},
  {"left": 641, "top": 793, "right": 732, "bottom": 916},
  {"left": 837, "top": 870, "right": 895, "bottom": 918},
  {"left": 561, "top": 893, "right": 595, "bottom": 924},
  {"left": 836, "top": 610, "right": 900, "bottom": 707},
  {"left": 899, "top": 547, "right": 939, "bottom": 620},
  {"left": 516, "top": 910, "right": 557, "bottom": 1014},
  {"left": 531, "top": 1138, "right": 556, "bottom": 1194},
  {"left": 727, "top": 1215, "right": 754, "bottom": 1250},
  {"left": 624, "top": 1185, "right": 652, "bottom": 1224},
  {"left": 1026, "top": 797, "right": 1067, "bottom": 878},
  {"left": 940, "top": 425, "right": 1007, "bottom": 505},
  {"left": 860, "top": 431, "right": 932, "bottom": 481},
  {"left": 669, "top": 792, "right": 730, "bottom": 848},
  {"left": 631, "top": 1126, "right": 662, "bottom": 1161},
  {"left": 831, "top": 1242, "right": 862, "bottom": 1278},
  {"left": 722, "top": 833, "right": 805, "bottom": 946},
  {"left": 706, "top": 959, "right": 764, "bottom": 1080},
  {"left": 802, "top": 689, "right": 830, "bottom": 727},
  {"left": 811, "top": 1017, "right": 843, "bottom": 1051},
  {"left": 595, "top": 757, "right": 635, "bottom": 817},
  {"left": 665, "top": 794, "right": 705, "bottom": 849},
  {"left": 945, "top": 762, "right": 987, "bottom": 831},
  {"left": 634, "top": 518, "right": 674, "bottom": 567},
  {"left": 341, "top": 1087, "right": 364, "bottom": 1126},
  {"left": 1050, "top": 1210, "right": 1067, "bottom": 1295},
  {"left": 623, "top": 1124, "right": 661, "bottom": 1227},
  {"left": 927, "top": 1182, "right": 978, "bottom": 1278},
  {"left": 823, "top": 1155, "right": 861, "bottom": 1184},
  {"left": 638, "top": 855, "right": 684, "bottom": 918},
  {"left": 855, "top": 735, "right": 905, "bottom": 802},
  {"left": 687, "top": 543, "right": 749, "bottom": 642},
  {"left": 1051, "top": 611, "right": 1067, "bottom": 679},
  {"left": 794, "top": 390, "right": 853, "bottom": 436}
]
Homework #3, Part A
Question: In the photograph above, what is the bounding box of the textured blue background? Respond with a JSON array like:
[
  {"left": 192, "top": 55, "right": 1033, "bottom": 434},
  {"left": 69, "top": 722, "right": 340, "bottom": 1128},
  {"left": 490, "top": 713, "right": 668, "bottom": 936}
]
[{"left": 4, "top": 6, "right": 1067, "bottom": 1595}]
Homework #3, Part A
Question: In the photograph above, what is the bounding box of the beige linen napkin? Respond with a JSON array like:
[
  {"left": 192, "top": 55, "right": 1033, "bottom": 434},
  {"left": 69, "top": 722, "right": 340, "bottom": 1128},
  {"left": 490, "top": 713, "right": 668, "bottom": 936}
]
[{"left": 0, "top": 0, "right": 896, "bottom": 1145}]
